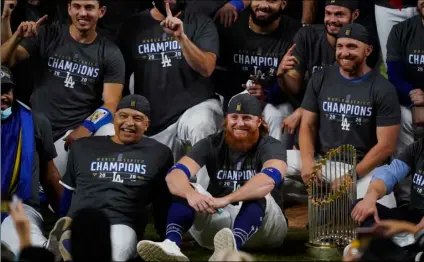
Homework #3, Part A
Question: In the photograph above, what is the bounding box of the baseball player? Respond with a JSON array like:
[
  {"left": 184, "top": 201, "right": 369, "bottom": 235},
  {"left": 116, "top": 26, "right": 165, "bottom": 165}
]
[
  {"left": 0, "top": 66, "right": 62, "bottom": 258},
  {"left": 288, "top": 24, "right": 401, "bottom": 208},
  {"left": 54, "top": 94, "right": 174, "bottom": 261},
  {"left": 1, "top": 0, "right": 125, "bottom": 178},
  {"left": 137, "top": 94, "right": 288, "bottom": 261},
  {"left": 279, "top": 0, "right": 381, "bottom": 137},
  {"left": 117, "top": 0, "right": 223, "bottom": 189},
  {"left": 213, "top": 0, "right": 300, "bottom": 146}
]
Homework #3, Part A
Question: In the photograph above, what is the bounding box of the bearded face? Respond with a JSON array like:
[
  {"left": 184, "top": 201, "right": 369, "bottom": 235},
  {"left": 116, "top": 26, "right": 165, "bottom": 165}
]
[
  {"left": 324, "top": 5, "right": 355, "bottom": 37},
  {"left": 249, "top": 0, "right": 284, "bottom": 27},
  {"left": 224, "top": 114, "right": 261, "bottom": 152},
  {"left": 336, "top": 38, "right": 371, "bottom": 75}
]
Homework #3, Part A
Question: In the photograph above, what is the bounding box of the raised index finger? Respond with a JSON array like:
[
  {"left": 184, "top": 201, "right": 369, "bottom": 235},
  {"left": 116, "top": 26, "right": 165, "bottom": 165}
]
[
  {"left": 286, "top": 44, "right": 296, "bottom": 56},
  {"left": 165, "top": 1, "right": 173, "bottom": 17},
  {"left": 36, "top": 15, "right": 48, "bottom": 26}
]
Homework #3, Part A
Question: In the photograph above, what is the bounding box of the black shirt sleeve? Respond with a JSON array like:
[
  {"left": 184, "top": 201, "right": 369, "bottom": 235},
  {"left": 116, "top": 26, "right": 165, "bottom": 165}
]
[
  {"left": 386, "top": 23, "right": 403, "bottom": 62},
  {"left": 260, "top": 138, "right": 288, "bottom": 164},
  {"left": 374, "top": 78, "right": 401, "bottom": 126},
  {"left": 33, "top": 112, "right": 57, "bottom": 161},
  {"left": 192, "top": 14, "right": 220, "bottom": 57},
  {"left": 396, "top": 139, "right": 424, "bottom": 171},
  {"left": 116, "top": 16, "right": 136, "bottom": 96},
  {"left": 292, "top": 28, "right": 308, "bottom": 75},
  {"left": 60, "top": 143, "right": 78, "bottom": 190},
  {"left": 186, "top": 137, "right": 212, "bottom": 168},
  {"left": 301, "top": 71, "right": 324, "bottom": 113},
  {"left": 103, "top": 44, "right": 126, "bottom": 84}
]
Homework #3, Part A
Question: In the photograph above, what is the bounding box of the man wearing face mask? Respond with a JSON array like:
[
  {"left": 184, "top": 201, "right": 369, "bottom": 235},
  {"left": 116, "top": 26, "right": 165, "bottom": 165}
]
[
  {"left": 292, "top": 24, "right": 400, "bottom": 208},
  {"left": 0, "top": 66, "right": 62, "bottom": 258},
  {"left": 54, "top": 94, "right": 174, "bottom": 261},
  {"left": 213, "top": 0, "right": 300, "bottom": 145},
  {"left": 117, "top": 0, "right": 223, "bottom": 189}
]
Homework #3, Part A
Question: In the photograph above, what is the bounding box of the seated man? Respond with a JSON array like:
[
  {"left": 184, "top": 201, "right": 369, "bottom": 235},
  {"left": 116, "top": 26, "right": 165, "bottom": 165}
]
[
  {"left": 137, "top": 94, "right": 288, "bottom": 261},
  {"left": 213, "top": 0, "right": 299, "bottom": 145},
  {"left": 55, "top": 95, "right": 174, "bottom": 261},
  {"left": 288, "top": 24, "right": 400, "bottom": 207},
  {"left": 0, "top": 66, "right": 62, "bottom": 257},
  {"left": 351, "top": 138, "right": 424, "bottom": 227}
]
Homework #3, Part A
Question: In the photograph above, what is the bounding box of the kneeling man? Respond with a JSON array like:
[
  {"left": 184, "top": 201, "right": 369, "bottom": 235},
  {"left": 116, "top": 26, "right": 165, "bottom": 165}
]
[{"left": 137, "top": 94, "right": 288, "bottom": 261}]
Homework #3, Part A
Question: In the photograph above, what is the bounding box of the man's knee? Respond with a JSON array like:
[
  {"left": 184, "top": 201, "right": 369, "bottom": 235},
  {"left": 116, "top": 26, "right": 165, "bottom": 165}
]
[
  {"left": 263, "top": 103, "right": 293, "bottom": 125},
  {"left": 240, "top": 198, "right": 267, "bottom": 213},
  {"left": 111, "top": 225, "right": 137, "bottom": 261},
  {"left": 178, "top": 100, "right": 223, "bottom": 143}
]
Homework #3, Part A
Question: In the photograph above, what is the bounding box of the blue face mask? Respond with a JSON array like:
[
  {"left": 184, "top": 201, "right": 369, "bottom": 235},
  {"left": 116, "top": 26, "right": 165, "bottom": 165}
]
[{"left": 1, "top": 107, "right": 12, "bottom": 120}]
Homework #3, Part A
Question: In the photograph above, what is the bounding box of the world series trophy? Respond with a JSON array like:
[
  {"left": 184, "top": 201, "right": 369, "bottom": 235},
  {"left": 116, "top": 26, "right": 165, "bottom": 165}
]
[{"left": 306, "top": 145, "right": 357, "bottom": 259}]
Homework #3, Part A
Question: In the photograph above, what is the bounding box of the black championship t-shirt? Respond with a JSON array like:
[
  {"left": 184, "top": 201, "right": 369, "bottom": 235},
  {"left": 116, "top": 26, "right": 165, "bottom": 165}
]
[
  {"left": 397, "top": 138, "right": 424, "bottom": 211},
  {"left": 61, "top": 136, "right": 174, "bottom": 227},
  {"left": 20, "top": 24, "right": 125, "bottom": 141},
  {"left": 187, "top": 131, "right": 287, "bottom": 208},
  {"left": 214, "top": 10, "right": 300, "bottom": 103},
  {"left": 117, "top": 10, "right": 219, "bottom": 136},
  {"left": 387, "top": 15, "right": 424, "bottom": 92},
  {"left": 301, "top": 67, "right": 401, "bottom": 160}
]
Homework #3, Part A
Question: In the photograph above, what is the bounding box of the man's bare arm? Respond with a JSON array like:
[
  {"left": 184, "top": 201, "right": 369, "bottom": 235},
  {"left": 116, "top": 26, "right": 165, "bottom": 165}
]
[
  {"left": 278, "top": 69, "right": 303, "bottom": 96},
  {"left": 299, "top": 109, "right": 318, "bottom": 181},
  {"left": 166, "top": 156, "right": 201, "bottom": 199},
  {"left": 179, "top": 34, "right": 217, "bottom": 77},
  {"left": 1, "top": 33, "right": 30, "bottom": 66},
  {"left": 302, "top": 0, "right": 317, "bottom": 24},
  {"left": 102, "top": 83, "right": 123, "bottom": 113},
  {"left": 223, "top": 159, "right": 287, "bottom": 203},
  {"left": 356, "top": 125, "right": 400, "bottom": 177}
]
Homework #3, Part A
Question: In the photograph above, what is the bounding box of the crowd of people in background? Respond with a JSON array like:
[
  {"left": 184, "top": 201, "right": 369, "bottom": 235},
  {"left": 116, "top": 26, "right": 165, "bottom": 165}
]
[{"left": 1, "top": 0, "right": 424, "bottom": 261}]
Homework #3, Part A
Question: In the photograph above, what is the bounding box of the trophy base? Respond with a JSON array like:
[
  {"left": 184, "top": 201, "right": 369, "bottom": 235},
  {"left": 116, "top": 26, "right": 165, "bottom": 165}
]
[{"left": 305, "top": 242, "right": 344, "bottom": 261}]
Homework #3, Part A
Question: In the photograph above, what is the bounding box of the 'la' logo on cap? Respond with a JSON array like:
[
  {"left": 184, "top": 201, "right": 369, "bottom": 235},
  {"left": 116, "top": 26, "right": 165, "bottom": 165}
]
[
  {"left": 130, "top": 100, "right": 136, "bottom": 107},
  {"left": 345, "top": 28, "right": 351, "bottom": 36},
  {"left": 236, "top": 103, "right": 242, "bottom": 112}
]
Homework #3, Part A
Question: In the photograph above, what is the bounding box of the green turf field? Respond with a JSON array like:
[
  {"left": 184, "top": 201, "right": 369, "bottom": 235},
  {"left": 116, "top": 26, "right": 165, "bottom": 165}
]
[{"left": 143, "top": 224, "right": 342, "bottom": 261}]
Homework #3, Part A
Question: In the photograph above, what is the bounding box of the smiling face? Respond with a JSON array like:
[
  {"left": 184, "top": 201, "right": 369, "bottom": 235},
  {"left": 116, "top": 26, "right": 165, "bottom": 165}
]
[
  {"left": 224, "top": 113, "right": 261, "bottom": 152},
  {"left": 336, "top": 37, "right": 372, "bottom": 74},
  {"left": 1, "top": 87, "right": 13, "bottom": 112},
  {"left": 324, "top": 5, "right": 358, "bottom": 37},
  {"left": 249, "top": 0, "right": 286, "bottom": 27},
  {"left": 113, "top": 108, "right": 149, "bottom": 144},
  {"left": 68, "top": 0, "right": 105, "bottom": 33}
]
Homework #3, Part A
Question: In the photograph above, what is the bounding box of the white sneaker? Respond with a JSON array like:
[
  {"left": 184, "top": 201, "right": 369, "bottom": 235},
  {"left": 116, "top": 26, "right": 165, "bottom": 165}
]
[
  {"left": 137, "top": 239, "right": 189, "bottom": 261},
  {"left": 209, "top": 228, "right": 238, "bottom": 261},
  {"left": 343, "top": 244, "right": 352, "bottom": 257}
]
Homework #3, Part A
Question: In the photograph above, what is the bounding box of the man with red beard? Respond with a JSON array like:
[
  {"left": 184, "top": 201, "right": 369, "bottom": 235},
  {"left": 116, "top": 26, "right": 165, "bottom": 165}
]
[
  {"left": 294, "top": 24, "right": 400, "bottom": 208},
  {"left": 137, "top": 94, "right": 288, "bottom": 261}
]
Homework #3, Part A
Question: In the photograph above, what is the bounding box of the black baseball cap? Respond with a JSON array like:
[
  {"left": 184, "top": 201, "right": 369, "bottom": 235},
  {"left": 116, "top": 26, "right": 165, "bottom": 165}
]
[
  {"left": 325, "top": 0, "right": 359, "bottom": 10},
  {"left": 227, "top": 94, "right": 262, "bottom": 117},
  {"left": 337, "top": 23, "right": 372, "bottom": 45},
  {"left": 117, "top": 94, "right": 151, "bottom": 118},
  {"left": 1, "top": 66, "right": 15, "bottom": 94}
]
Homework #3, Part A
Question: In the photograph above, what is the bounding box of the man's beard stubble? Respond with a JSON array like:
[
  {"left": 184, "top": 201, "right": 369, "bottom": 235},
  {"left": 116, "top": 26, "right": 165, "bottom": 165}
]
[
  {"left": 249, "top": 6, "right": 282, "bottom": 27},
  {"left": 224, "top": 127, "right": 260, "bottom": 153}
]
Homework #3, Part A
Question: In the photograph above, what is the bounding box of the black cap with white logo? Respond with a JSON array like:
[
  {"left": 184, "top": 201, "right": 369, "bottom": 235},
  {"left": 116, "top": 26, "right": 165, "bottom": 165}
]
[
  {"left": 1, "top": 66, "right": 15, "bottom": 94},
  {"left": 337, "top": 23, "right": 372, "bottom": 45}
]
